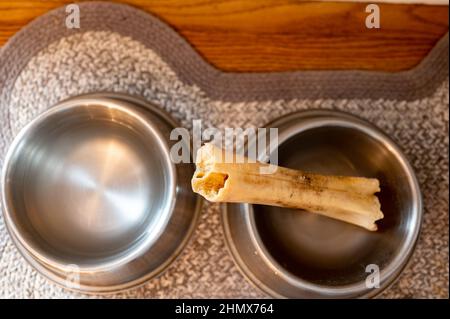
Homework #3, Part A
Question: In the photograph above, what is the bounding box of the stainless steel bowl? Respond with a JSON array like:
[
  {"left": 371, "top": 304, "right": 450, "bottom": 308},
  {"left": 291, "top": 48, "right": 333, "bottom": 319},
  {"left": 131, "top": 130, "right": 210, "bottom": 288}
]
[
  {"left": 223, "top": 110, "right": 422, "bottom": 298},
  {"left": 2, "top": 93, "right": 201, "bottom": 293}
]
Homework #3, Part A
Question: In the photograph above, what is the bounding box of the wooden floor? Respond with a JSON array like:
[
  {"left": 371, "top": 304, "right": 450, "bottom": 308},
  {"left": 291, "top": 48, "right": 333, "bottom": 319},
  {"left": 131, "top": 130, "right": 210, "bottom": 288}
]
[{"left": 0, "top": 0, "right": 448, "bottom": 72}]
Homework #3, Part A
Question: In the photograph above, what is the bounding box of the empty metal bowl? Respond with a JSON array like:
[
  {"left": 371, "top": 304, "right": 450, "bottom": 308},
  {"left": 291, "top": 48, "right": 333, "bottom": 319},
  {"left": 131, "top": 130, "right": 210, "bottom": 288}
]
[
  {"left": 1, "top": 93, "right": 201, "bottom": 293},
  {"left": 223, "top": 110, "right": 422, "bottom": 298}
]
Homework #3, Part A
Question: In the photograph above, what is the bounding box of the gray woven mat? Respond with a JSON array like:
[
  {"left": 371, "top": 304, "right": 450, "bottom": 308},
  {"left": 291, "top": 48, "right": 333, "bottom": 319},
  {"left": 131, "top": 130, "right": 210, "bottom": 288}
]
[{"left": 0, "top": 2, "right": 448, "bottom": 298}]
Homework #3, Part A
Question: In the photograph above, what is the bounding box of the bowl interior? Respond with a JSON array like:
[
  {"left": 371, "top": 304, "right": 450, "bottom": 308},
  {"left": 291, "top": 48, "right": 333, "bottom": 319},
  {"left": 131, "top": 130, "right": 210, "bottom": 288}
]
[
  {"left": 4, "top": 104, "right": 173, "bottom": 268},
  {"left": 253, "top": 125, "right": 416, "bottom": 286}
]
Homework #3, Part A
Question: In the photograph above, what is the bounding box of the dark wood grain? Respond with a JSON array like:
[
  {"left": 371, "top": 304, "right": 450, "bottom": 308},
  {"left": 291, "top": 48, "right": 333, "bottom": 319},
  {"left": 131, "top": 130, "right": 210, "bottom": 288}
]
[{"left": 0, "top": 0, "right": 448, "bottom": 72}]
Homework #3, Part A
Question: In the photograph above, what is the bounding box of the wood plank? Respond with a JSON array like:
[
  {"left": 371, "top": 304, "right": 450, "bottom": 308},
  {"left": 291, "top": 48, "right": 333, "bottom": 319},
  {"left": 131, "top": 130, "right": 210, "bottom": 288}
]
[{"left": 0, "top": 0, "right": 448, "bottom": 72}]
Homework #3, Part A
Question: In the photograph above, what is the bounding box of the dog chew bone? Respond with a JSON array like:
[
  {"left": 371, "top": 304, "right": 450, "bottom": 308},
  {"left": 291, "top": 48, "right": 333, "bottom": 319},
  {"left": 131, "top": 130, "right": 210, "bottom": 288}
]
[{"left": 191, "top": 143, "right": 383, "bottom": 231}]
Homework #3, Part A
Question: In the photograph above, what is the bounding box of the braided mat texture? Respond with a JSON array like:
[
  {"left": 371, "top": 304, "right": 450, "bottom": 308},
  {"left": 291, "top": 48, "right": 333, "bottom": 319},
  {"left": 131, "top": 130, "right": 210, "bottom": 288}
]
[{"left": 0, "top": 2, "right": 448, "bottom": 298}]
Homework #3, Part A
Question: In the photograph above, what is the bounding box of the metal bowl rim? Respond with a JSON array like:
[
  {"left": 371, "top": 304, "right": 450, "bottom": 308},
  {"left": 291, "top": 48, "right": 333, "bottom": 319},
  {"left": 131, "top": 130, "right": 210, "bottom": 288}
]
[
  {"left": 1, "top": 94, "right": 202, "bottom": 292},
  {"left": 5, "top": 197, "right": 203, "bottom": 294},
  {"left": 222, "top": 109, "right": 423, "bottom": 298},
  {"left": 1, "top": 98, "right": 178, "bottom": 272}
]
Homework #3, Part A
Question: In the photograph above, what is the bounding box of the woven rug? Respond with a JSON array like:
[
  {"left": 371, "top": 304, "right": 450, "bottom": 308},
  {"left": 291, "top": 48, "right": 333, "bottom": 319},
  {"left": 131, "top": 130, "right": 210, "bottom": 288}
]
[{"left": 0, "top": 2, "right": 448, "bottom": 298}]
